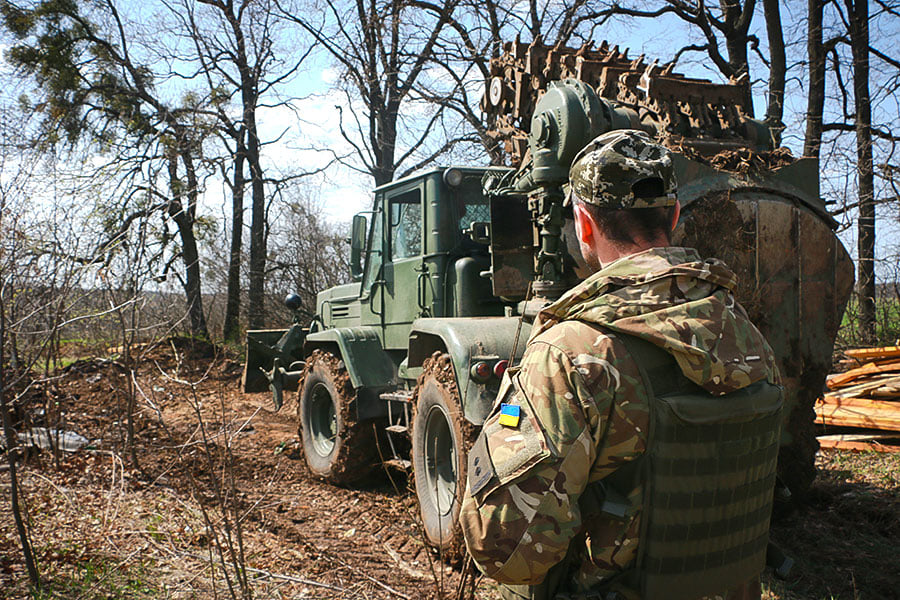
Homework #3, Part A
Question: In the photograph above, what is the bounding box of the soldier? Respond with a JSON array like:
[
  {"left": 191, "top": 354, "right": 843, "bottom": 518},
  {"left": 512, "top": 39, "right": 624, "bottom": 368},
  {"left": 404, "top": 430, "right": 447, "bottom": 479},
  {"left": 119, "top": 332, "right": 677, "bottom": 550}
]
[{"left": 459, "top": 130, "right": 783, "bottom": 600}]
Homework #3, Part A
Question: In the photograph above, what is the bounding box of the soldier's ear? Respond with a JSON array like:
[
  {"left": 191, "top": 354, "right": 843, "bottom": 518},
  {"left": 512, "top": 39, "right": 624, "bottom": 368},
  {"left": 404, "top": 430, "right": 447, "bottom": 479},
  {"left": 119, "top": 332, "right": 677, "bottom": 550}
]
[
  {"left": 670, "top": 199, "right": 681, "bottom": 231},
  {"left": 573, "top": 202, "right": 594, "bottom": 245}
]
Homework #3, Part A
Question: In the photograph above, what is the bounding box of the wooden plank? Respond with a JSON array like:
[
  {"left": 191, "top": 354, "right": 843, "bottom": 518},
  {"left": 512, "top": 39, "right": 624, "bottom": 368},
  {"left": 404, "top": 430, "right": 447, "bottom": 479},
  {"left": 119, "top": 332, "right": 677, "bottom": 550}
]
[
  {"left": 827, "top": 374, "right": 900, "bottom": 398},
  {"left": 839, "top": 357, "right": 900, "bottom": 367},
  {"left": 816, "top": 412, "right": 900, "bottom": 432},
  {"left": 818, "top": 433, "right": 900, "bottom": 442},
  {"left": 819, "top": 395, "right": 900, "bottom": 412},
  {"left": 827, "top": 360, "right": 900, "bottom": 388},
  {"left": 818, "top": 438, "right": 900, "bottom": 453},
  {"left": 844, "top": 345, "right": 900, "bottom": 360},
  {"left": 815, "top": 397, "right": 900, "bottom": 432}
]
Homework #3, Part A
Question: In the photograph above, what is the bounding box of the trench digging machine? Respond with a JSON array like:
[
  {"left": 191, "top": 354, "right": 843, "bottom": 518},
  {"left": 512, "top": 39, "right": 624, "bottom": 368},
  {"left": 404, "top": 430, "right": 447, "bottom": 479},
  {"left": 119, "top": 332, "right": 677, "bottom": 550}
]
[{"left": 243, "top": 39, "right": 854, "bottom": 557}]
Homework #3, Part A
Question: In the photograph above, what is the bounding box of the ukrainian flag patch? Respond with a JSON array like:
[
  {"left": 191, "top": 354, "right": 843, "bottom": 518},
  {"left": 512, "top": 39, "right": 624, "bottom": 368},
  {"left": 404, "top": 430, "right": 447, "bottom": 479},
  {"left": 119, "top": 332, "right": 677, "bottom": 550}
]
[{"left": 498, "top": 403, "right": 520, "bottom": 428}]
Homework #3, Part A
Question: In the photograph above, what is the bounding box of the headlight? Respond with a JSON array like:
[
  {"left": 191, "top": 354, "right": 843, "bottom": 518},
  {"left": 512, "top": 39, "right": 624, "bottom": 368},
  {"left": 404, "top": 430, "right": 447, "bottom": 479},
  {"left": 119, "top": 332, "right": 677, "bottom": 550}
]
[{"left": 443, "top": 168, "right": 463, "bottom": 187}]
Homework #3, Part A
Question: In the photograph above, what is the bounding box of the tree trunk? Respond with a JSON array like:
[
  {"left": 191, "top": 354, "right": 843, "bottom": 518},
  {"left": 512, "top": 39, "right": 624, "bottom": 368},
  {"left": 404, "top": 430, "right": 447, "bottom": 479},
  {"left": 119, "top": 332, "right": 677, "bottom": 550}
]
[
  {"left": 222, "top": 5, "right": 267, "bottom": 330},
  {"left": 223, "top": 130, "right": 245, "bottom": 342},
  {"left": 763, "top": 0, "right": 786, "bottom": 143},
  {"left": 0, "top": 292, "right": 41, "bottom": 591},
  {"left": 804, "top": 0, "right": 825, "bottom": 159},
  {"left": 167, "top": 152, "right": 209, "bottom": 339},
  {"left": 182, "top": 151, "right": 209, "bottom": 338},
  {"left": 725, "top": 33, "right": 754, "bottom": 115},
  {"left": 245, "top": 107, "right": 266, "bottom": 329},
  {"left": 847, "top": 0, "right": 876, "bottom": 343},
  {"left": 720, "top": 0, "right": 757, "bottom": 116},
  {"left": 373, "top": 104, "right": 399, "bottom": 186}
]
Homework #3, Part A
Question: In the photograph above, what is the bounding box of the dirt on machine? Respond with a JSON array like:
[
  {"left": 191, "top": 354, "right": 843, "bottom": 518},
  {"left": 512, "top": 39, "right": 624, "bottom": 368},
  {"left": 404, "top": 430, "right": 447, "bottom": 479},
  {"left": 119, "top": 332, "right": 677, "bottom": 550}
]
[{"left": 242, "top": 39, "right": 854, "bottom": 558}]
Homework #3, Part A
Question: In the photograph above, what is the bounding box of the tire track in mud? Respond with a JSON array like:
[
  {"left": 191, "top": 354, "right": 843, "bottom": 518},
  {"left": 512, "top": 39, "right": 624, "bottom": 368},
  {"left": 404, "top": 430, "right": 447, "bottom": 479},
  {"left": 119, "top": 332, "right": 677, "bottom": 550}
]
[
  {"left": 35, "top": 352, "right": 470, "bottom": 598},
  {"left": 236, "top": 394, "right": 458, "bottom": 597}
]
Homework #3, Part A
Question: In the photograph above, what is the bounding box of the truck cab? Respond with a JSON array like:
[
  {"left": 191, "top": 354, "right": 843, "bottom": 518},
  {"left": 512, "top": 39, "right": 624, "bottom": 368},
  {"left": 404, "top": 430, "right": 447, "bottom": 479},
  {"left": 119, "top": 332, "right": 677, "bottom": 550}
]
[
  {"left": 317, "top": 167, "right": 503, "bottom": 353},
  {"left": 246, "top": 167, "right": 528, "bottom": 557}
]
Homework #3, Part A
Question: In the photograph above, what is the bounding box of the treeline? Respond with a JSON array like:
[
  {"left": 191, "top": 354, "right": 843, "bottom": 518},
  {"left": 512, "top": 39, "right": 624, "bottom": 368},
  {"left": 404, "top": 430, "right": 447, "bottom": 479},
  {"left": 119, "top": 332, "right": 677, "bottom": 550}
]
[{"left": 0, "top": 0, "right": 898, "bottom": 361}]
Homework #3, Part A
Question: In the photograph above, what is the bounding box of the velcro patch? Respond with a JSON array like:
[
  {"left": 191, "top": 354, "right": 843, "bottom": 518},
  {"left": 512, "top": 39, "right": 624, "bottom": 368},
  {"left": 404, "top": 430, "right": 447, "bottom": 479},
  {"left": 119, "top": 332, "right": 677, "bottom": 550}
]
[
  {"left": 498, "top": 403, "right": 520, "bottom": 428},
  {"left": 467, "top": 433, "right": 496, "bottom": 496}
]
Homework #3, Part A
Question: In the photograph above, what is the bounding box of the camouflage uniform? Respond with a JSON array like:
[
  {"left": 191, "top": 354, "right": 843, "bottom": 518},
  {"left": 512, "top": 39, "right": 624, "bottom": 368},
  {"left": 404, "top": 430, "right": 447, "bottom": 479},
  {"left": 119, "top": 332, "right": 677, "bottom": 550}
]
[{"left": 459, "top": 131, "right": 779, "bottom": 600}]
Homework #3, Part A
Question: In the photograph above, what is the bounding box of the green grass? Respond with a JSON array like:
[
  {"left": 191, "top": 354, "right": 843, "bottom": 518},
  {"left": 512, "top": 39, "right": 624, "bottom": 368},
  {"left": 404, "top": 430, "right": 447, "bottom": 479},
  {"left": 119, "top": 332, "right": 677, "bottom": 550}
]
[
  {"left": 45, "top": 356, "right": 80, "bottom": 372},
  {"left": 29, "top": 555, "right": 159, "bottom": 599},
  {"left": 838, "top": 296, "right": 900, "bottom": 349}
]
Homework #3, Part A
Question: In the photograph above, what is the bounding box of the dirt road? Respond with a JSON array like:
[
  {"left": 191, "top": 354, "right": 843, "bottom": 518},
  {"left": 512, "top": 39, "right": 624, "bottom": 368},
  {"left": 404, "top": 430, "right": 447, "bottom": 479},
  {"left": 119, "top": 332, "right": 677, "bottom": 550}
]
[
  {"left": 1, "top": 342, "right": 482, "bottom": 599},
  {"left": 2, "top": 339, "right": 898, "bottom": 599}
]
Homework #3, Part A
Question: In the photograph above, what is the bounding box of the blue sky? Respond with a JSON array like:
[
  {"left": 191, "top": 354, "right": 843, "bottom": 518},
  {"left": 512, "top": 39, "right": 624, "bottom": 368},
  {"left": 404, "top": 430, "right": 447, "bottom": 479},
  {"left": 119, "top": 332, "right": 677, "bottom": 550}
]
[{"left": 2, "top": 1, "right": 897, "bottom": 282}]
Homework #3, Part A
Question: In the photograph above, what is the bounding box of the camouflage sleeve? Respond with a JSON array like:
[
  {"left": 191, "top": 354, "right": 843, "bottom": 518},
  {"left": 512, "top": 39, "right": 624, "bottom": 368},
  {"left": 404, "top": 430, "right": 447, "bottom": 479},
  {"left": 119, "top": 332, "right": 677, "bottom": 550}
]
[{"left": 458, "top": 339, "right": 610, "bottom": 584}]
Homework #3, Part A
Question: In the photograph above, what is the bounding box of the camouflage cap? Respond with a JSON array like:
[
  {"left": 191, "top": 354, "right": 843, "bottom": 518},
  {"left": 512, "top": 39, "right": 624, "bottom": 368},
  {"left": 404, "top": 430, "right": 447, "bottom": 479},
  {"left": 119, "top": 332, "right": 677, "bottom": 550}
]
[{"left": 568, "top": 129, "right": 677, "bottom": 209}]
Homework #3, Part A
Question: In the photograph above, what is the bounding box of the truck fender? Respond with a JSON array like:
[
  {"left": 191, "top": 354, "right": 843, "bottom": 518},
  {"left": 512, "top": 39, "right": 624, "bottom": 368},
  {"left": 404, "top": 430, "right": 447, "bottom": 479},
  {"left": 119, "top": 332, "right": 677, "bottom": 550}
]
[
  {"left": 304, "top": 326, "right": 397, "bottom": 420},
  {"left": 408, "top": 317, "right": 532, "bottom": 425}
]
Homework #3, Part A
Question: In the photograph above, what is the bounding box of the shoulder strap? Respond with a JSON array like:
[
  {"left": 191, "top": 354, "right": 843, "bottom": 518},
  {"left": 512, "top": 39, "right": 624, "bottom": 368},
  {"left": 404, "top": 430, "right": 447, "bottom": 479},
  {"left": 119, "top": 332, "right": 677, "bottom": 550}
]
[
  {"left": 612, "top": 334, "right": 676, "bottom": 583},
  {"left": 615, "top": 334, "right": 699, "bottom": 397}
]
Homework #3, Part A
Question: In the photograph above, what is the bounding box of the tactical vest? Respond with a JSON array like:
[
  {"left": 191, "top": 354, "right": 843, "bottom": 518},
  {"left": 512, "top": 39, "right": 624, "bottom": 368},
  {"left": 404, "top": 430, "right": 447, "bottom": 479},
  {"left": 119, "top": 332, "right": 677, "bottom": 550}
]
[
  {"left": 495, "top": 334, "right": 783, "bottom": 600},
  {"left": 582, "top": 335, "right": 784, "bottom": 600}
]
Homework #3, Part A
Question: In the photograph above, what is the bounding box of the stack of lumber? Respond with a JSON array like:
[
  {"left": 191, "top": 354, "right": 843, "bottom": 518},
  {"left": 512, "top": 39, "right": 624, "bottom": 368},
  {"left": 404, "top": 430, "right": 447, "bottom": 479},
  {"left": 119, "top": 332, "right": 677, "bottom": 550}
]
[{"left": 816, "top": 345, "right": 900, "bottom": 452}]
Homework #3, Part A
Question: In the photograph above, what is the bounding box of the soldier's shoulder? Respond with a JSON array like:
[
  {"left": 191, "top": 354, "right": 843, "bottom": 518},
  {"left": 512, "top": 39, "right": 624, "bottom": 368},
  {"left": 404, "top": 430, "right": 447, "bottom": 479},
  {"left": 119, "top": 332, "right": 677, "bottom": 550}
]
[{"left": 529, "top": 319, "right": 619, "bottom": 360}]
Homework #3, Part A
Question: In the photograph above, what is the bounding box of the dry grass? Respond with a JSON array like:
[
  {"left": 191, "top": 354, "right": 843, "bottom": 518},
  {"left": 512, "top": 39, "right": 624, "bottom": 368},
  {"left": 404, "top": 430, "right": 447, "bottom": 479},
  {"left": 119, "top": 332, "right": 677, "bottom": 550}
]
[
  {"left": 762, "top": 450, "right": 900, "bottom": 600},
  {"left": 2, "top": 343, "right": 899, "bottom": 600}
]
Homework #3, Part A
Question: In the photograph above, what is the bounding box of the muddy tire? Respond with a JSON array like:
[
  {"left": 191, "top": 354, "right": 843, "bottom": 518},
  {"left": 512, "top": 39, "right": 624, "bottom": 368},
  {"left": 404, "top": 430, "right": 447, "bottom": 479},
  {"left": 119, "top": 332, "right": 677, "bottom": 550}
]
[
  {"left": 298, "top": 350, "right": 377, "bottom": 484},
  {"left": 412, "top": 353, "right": 474, "bottom": 562}
]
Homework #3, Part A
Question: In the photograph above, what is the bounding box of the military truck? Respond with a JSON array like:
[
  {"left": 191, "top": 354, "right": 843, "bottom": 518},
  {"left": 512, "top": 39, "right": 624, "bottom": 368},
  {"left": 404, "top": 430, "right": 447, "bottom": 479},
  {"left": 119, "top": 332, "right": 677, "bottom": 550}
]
[{"left": 243, "top": 40, "right": 853, "bottom": 556}]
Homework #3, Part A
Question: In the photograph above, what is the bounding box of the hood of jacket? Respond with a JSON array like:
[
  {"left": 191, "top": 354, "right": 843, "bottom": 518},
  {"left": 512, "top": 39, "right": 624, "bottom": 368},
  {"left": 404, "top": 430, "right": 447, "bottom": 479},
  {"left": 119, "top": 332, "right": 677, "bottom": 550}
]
[{"left": 531, "top": 247, "right": 778, "bottom": 395}]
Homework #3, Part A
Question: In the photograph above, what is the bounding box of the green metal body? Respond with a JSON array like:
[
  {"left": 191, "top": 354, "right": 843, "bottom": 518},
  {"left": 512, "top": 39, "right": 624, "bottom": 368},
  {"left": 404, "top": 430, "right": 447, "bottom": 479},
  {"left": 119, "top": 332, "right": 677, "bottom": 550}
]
[
  {"left": 245, "top": 167, "right": 519, "bottom": 424},
  {"left": 408, "top": 317, "right": 532, "bottom": 424},
  {"left": 244, "top": 79, "right": 851, "bottom": 500}
]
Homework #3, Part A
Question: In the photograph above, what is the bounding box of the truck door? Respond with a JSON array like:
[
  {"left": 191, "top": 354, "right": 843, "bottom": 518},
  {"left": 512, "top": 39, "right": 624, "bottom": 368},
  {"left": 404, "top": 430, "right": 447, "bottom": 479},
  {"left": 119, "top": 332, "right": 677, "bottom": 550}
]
[
  {"left": 382, "top": 186, "right": 425, "bottom": 349},
  {"left": 359, "top": 193, "right": 385, "bottom": 330}
]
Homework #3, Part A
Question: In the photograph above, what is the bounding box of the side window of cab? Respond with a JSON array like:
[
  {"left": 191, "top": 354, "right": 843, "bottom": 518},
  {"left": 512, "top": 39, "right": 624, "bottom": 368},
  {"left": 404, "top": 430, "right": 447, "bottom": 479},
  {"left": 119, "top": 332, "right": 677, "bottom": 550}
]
[{"left": 389, "top": 189, "right": 422, "bottom": 260}]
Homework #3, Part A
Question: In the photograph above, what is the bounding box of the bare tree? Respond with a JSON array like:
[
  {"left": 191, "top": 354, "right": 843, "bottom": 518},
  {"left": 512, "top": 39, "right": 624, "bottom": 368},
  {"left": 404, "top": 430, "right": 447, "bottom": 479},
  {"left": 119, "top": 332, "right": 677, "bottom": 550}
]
[
  {"left": 762, "top": 0, "right": 785, "bottom": 140},
  {"left": 182, "top": 0, "right": 305, "bottom": 331},
  {"left": 165, "top": 0, "right": 321, "bottom": 332},
  {"left": 279, "top": 0, "right": 461, "bottom": 187},
  {"left": 1, "top": 0, "right": 213, "bottom": 338},
  {"left": 805, "top": 0, "right": 827, "bottom": 159},
  {"left": 845, "top": 0, "right": 876, "bottom": 342},
  {"left": 0, "top": 145, "right": 42, "bottom": 593},
  {"left": 0, "top": 295, "right": 41, "bottom": 592},
  {"left": 266, "top": 192, "right": 350, "bottom": 323},
  {"left": 817, "top": 0, "right": 900, "bottom": 343},
  {"left": 0, "top": 106, "right": 119, "bottom": 592}
]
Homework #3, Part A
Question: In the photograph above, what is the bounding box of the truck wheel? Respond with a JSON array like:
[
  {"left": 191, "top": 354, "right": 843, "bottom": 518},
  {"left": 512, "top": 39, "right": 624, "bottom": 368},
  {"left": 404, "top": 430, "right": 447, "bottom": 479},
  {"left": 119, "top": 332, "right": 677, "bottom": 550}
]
[
  {"left": 298, "top": 350, "right": 377, "bottom": 484},
  {"left": 412, "top": 353, "right": 475, "bottom": 562}
]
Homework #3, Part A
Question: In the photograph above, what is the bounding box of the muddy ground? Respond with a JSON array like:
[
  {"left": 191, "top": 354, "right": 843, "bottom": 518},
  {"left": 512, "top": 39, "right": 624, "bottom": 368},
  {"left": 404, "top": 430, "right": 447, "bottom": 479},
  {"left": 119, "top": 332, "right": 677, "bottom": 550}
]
[{"left": 1, "top": 340, "right": 898, "bottom": 599}]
